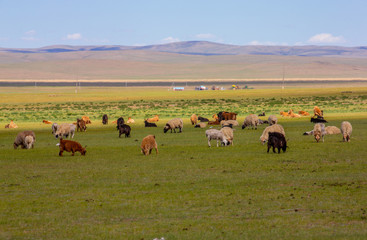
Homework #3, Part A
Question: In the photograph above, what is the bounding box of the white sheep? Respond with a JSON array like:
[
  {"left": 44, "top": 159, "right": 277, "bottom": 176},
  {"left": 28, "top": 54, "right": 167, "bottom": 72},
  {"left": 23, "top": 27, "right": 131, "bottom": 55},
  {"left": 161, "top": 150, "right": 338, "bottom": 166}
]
[
  {"left": 55, "top": 123, "right": 76, "bottom": 139},
  {"left": 313, "top": 123, "right": 326, "bottom": 142},
  {"left": 259, "top": 124, "right": 285, "bottom": 144},
  {"left": 24, "top": 135, "right": 35, "bottom": 149},
  {"left": 268, "top": 115, "right": 278, "bottom": 126},
  {"left": 221, "top": 126, "right": 234, "bottom": 146},
  {"left": 205, "top": 129, "right": 228, "bottom": 147},
  {"left": 242, "top": 114, "right": 259, "bottom": 130},
  {"left": 164, "top": 118, "right": 183, "bottom": 133},
  {"left": 341, "top": 121, "right": 352, "bottom": 142},
  {"left": 220, "top": 120, "right": 239, "bottom": 128},
  {"left": 303, "top": 126, "right": 341, "bottom": 136}
]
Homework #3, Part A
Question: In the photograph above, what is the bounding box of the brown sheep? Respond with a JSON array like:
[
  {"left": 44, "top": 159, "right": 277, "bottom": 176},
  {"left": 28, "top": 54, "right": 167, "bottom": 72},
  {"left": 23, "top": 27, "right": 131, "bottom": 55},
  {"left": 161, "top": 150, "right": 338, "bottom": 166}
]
[
  {"left": 58, "top": 138, "right": 86, "bottom": 156},
  {"left": 141, "top": 135, "right": 158, "bottom": 155},
  {"left": 14, "top": 131, "right": 36, "bottom": 149}
]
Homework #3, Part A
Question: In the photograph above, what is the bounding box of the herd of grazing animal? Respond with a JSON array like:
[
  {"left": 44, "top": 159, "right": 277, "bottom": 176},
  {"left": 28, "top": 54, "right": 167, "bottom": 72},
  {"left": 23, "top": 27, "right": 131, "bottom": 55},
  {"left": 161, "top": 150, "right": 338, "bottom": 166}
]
[{"left": 8, "top": 107, "right": 354, "bottom": 156}]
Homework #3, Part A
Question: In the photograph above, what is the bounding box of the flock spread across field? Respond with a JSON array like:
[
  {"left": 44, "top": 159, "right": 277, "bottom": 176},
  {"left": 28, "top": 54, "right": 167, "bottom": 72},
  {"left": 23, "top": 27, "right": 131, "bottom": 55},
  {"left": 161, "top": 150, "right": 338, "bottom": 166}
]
[{"left": 9, "top": 106, "right": 352, "bottom": 156}]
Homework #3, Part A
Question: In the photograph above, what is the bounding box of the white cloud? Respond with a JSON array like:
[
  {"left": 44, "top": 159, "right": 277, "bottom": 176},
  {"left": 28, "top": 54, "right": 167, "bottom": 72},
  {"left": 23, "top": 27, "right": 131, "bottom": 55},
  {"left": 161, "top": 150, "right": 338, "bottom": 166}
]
[
  {"left": 161, "top": 36, "right": 180, "bottom": 43},
  {"left": 195, "top": 33, "right": 216, "bottom": 39},
  {"left": 308, "top": 33, "right": 345, "bottom": 44},
  {"left": 22, "top": 30, "right": 37, "bottom": 41},
  {"left": 66, "top": 33, "right": 82, "bottom": 40}
]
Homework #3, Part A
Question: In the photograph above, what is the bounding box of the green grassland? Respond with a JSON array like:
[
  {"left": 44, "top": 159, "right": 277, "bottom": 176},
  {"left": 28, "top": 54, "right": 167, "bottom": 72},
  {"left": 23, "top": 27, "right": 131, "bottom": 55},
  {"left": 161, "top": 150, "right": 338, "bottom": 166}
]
[{"left": 1, "top": 87, "right": 367, "bottom": 239}]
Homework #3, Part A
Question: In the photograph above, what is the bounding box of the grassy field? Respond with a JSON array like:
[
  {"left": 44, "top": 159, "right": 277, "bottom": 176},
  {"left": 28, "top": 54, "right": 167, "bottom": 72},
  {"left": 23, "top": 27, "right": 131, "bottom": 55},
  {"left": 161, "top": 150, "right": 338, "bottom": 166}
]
[{"left": 1, "top": 87, "right": 367, "bottom": 239}]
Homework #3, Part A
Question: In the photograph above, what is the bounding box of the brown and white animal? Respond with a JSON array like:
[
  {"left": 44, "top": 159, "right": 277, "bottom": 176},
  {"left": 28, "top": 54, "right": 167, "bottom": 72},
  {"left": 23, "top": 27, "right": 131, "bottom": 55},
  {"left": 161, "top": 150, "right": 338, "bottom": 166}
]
[
  {"left": 268, "top": 115, "right": 278, "bottom": 125},
  {"left": 58, "top": 138, "right": 86, "bottom": 156},
  {"left": 147, "top": 115, "right": 159, "bottom": 123},
  {"left": 76, "top": 118, "right": 87, "bottom": 132},
  {"left": 260, "top": 124, "right": 285, "bottom": 144},
  {"left": 102, "top": 114, "right": 108, "bottom": 125},
  {"left": 54, "top": 123, "right": 76, "bottom": 139},
  {"left": 190, "top": 114, "right": 198, "bottom": 125},
  {"left": 303, "top": 126, "right": 341, "bottom": 136},
  {"left": 164, "top": 118, "right": 183, "bottom": 133},
  {"left": 127, "top": 117, "right": 135, "bottom": 124},
  {"left": 6, "top": 120, "right": 18, "bottom": 128},
  {"left": 341, "top": 121, "right": 352, "bottom": 142},
  {"left": 205, "top": 129, "right": 228, "bottom": 147},
  {"left": 141, "top": 135, "right": 158, "bottom": 155},
  {"left": 313, "top": 123, "right": 326, "bottom": 143},
  {"left": 82, "top": 116, "right": 91, "bottom": 124},
  {"left": 242, "top": 114, "right": 259, "bottom": 130},
  {"left": 267, "top": 132, "right": 287, "bottom": 154},
  {"left": 43, "top": 120, "right": 52, "bottom": 124},
  {"left": 13, "top": 131, "right": 36, "bottom": 149}
]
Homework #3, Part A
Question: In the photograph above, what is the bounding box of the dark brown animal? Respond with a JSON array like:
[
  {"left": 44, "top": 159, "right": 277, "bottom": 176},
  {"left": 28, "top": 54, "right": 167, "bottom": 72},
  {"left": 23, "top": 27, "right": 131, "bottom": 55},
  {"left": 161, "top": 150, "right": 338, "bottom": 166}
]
[
  {"left": 118, "top": 124, "right": 131, "bottom": 138},
  {"left": 14, "top": 131, "right": 36, "bottom": 149},
  {"left": 310, "top": 117, "right": 328, "bottom": 123},
  {"left": 218, "top": 111, "right": 237, "bottom": 121},
  {"left": 267, "top": 132, "right": 287, "bottom": 154},
  {"left": 116, "top": 117, "right": 125, "bottom": 130},
  {"left": 198, "top": 116, "right": 209, "bottom": 122},
  {"left": 58, "top": 138, "right": 86, "bottom": 156},
  {"left": 102, "top": 114, "right": 108, "bottom": 125},
  {"left": 208, "top": 120, "right": 220, "bottom": 125},
  {"left": 76, "top": 118, "right": 87, "bottom": 132},
  {"left": 144, "top": 120, "right": 157, "bottom": 127}
]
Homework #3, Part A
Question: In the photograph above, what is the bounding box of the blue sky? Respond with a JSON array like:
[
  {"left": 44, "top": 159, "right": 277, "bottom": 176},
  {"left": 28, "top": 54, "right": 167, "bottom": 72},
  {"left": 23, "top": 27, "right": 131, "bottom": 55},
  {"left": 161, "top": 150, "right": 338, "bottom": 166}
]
[{"left": 1, "top": 0, "right": 366, "bottom": 48}]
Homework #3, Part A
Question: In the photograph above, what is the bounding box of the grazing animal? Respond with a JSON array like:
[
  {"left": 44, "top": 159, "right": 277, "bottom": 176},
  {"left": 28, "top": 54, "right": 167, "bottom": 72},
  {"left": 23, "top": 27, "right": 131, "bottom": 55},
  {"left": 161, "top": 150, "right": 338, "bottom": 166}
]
[
  {"left": 76, "top": 118, "right": 87, "bottom": 132},
  {"left": 164, "top": 118, "right": 183, "bottom": 133},
  {"left": 194, "top": 122, "right": 207, "bottom": 128},
  {"left": 55, "top": 123, "right": 76, "bottom": 139},
  {"left": 260, "top": 124, "right": 285, "bottom": 144},
  {"left": 102, "top": 114, "right": 108, "bottom": 125},
  {"left": 147, "top": 115, "right": 159, "bottom": 123},
  {"left": 24, "top": 135, "right": 35, "bottom": 149},
  {"left": 242, "top": 114, "right": 259, "bottom": 130},
  {"left": 127, "top": 117, "right": 135, "bottom": 124},
  {"left": 310, "top": 117, "right": 328, "bottom": 123},
  {"left": 118, "top": 124, "right": 131, "bottom": 138},
  {"left": 58, "top": 138, "right": 86, "bottom": 156},
  {"left": 341, "top": 121, "right": 352, "bottom": 142},
  {"left": 51, "top": 123, "right": 59, "bottom": 135},
  {"left": 298, "top": 111, "right": 310, "bottom": 116},
  {"left": 14, "top": 131, "right": 36, "bottom": 149},
  {"left": 221, "top": 126, "right": 234, "bottom": 146},
  {"left": 141, "top": 135, "right": 158, "bottom": 155},
  {"left": 190, "top": 114, "right": 198, "bottom": 125},
  {"left": 116, "top": 117, "right": 125, "bottom": 130},
  {"left": 82, "top": 116, "right": 91, "bottom": 124},
  {"left": 313, "top": 123, "right": 326, "bottom": 143},
  {"left": 144, "top": 120, "right": 157, "bottom": 127},
  {"left": 221, "top": 120, "right": 239, "bottom": 128},
  {"left": 267, "top": 132, "right": 287, "bottom": 154},
  {"left": 258, "top": 112, "right": 265, "bottom": 116},
  {"left": 198, "top": 116, "right": 209, "bottom": 122},
  {"left": 43, "top": 120, "right": 52, "bottom": 124},
  {"left": 205, "top": 129, "right": 228, "bottom": 147},
  {"left": 268, "top": 115, "right": 278, "bottom": 126}
]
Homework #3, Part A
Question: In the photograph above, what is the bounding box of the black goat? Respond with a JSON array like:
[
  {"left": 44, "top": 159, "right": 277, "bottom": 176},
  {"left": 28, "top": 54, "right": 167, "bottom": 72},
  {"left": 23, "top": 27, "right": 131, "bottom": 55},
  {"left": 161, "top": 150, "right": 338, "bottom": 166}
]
[
  {"left": 198, "top": 116, "right": 209, "bottom": 122},
  {"left": 144, "top": 120, "right": 157, "bottom": 127},
  {"left": 102, "top": 114, "right": 108, "bottom": 125},
  {"left": 258, "top": 112, "right": 265, "bottom": 116},
  {"left": 116, "top": 117, "right": 125, "bottom": 130},
  {"left": 267, "top": 132, "right": 287, "bottom": 154},
  {"left": 310, "top": 117, "right": 328, "bottom": 123},
  {"left": 118, "top": 124, "right": 131, "bottom": 138}
]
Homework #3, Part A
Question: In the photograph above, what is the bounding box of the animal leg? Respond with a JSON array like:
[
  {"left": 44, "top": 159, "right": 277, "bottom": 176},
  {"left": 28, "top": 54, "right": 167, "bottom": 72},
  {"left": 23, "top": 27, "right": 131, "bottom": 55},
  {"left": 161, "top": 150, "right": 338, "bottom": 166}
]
[
  {"left": 71, "top": 150, "right": 75, "bottom": 156},
  {"left": 155, "top": 147, "right": 158, "bottom": 154},
  {"left": 179, "top": 127, "right": 182, "bottom": 133},
  {"left": 278, "top": 147, "right": 281, "bottom": 154},
  {"left": 208, "top": 138, "right": 211, "bottom": 147},
  {"left": 59, "top": 150, "right": 63, "bottom": 156},
  {"left": 267, "top": 146, "right": 270, "bottom": 153},
  {"left": 119, "top": 132, "right": 121, "bottom": 138},
  {"left": 272, "top": 146, "right": 276, "bottom": 153}
]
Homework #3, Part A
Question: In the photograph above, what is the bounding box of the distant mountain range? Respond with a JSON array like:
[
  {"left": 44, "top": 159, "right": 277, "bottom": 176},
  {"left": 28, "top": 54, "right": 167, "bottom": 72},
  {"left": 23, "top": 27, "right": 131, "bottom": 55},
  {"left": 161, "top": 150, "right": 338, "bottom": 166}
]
[{"left": 1, "top": 41, "right": 367, "bottom": 57}]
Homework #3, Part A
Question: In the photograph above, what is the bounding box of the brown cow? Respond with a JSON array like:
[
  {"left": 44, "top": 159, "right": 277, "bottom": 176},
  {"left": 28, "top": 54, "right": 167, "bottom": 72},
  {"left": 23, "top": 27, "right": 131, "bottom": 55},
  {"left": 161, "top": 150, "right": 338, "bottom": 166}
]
[
  {"left": 58, "top": 138, "right": 86, "bottom": 156},
  {"left": 76, "top": 118, "right": 87, "bottom": 132}
]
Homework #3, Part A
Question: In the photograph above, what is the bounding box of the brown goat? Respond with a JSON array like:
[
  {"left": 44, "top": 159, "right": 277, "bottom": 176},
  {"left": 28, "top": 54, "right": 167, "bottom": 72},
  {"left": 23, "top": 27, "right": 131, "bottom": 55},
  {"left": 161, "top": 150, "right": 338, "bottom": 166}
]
[
  {"left": 141, "top": 135, "right": 158, "bottom": 156},
  {"left": 76, "top": 118, "right": 87, "bottom": 132},
  {"left": 58, "top": 138, "right": 86, "bottom": 156}
]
